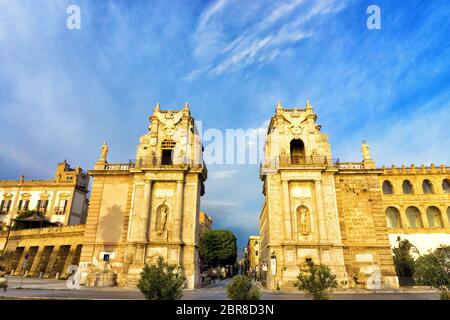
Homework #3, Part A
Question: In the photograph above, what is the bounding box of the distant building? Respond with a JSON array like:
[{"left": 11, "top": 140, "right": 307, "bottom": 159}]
[
  {"left": 199, "top": 211, "right": 213, "bottom": 234},
  {"left": 246, "top": 235, "right": 260, "bottom": 271},
  {"left": 0, "top": 160, "right": 90, "bottom": 229}
]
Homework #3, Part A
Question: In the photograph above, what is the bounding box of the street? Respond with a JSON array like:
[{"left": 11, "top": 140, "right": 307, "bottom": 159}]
[{"left": 0, "top": 277, "right": 440, "bottom": 300}]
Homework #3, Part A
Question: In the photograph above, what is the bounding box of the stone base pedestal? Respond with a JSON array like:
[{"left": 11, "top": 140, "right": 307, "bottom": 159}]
[{"left": 87, "top": 271, "right": 117, "bottom": 287}]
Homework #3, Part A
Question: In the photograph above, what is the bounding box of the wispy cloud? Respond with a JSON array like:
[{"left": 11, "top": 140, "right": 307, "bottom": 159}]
[{"left": 185, "top": 0, "right": 348, "bottom": 80}]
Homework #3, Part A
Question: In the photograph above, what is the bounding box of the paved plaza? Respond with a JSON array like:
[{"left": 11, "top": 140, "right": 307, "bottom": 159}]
[{"left": 0, "top": 277, "right": 440, "bottom": 300}]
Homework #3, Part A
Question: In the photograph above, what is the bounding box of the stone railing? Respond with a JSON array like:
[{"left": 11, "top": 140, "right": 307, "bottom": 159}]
[
  {"left": 260, "top": 156, "right": 336, "bottom": 175},
  {"left": 104, "top": 162, "right": 135, "bottom": 171},
  {"left": 8, "top": 225, "right": 85, "bottom": 237},
  {"left": 381, "top": 164, "right": 449, "bottom": 175},
  {"left": 335, "top": 161, "right": 365, "bottom": 170},
  {"left": 133, "top": 157, "right": 204, "bottom": 169}
]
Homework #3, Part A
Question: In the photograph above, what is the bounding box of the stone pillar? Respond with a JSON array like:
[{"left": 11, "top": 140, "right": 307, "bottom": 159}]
[
  {"left": 44, "top": 246, "right": 60, "bottom": 277},
  {"left": 175, "top": 180, "right": 184, "bottom": 243},
  {"left": 314, "top": 180, "right": 328, "bottom": 243},
  {"left": 282, "top": 180, "right": 292, "bottom": 240},
  {"left": 399, "top": 207, "right": 408, "bottom": 228},
  {"left": 14, "top": 247, "right": 28, "bottom": 276},
  {"left": 141, "top": 180, "right": 152, "bottom": 242},
  {"left": 441, "top": 206, "right": 450, "bottom": 228},
  {"left": 420, "top": 207, "right": 429, "bottom": 228},
  {"left": 29, "top": 247, "right": 45, "bottom": 277},
  {"left": 62, "top": 244, "right": 78, "bottom": 277}
]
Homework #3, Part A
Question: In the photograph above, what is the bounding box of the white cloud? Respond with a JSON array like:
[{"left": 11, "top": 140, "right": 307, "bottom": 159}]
[
  {"left": 211, "top": 169, "right": 238, "bottom": 179},
  {"left": 185, "top": 0, "right": 347, "bottom": 79}
]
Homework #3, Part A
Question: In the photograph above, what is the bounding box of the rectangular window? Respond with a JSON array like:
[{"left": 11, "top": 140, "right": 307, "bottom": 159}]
[
  {"left": 24, "top": 200, "right": 29, "bottom": 211},
  {"left": 0, "top": 200, "right": 4, "bottom": 212},
  {"left": 5, "top": 200, "right": 11, "bottom": 213},
  {"left": 18, "top": 200, "right": 23, "bottom": 210}
]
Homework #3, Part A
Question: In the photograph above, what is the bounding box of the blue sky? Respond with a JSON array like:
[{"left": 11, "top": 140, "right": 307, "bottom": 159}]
[{"left": 1, "top": 0, "right": 450, "bottom": 250}]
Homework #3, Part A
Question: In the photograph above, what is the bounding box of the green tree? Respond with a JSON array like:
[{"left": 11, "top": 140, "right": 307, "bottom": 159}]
[
  {"left": 295, "top": 261, "right": 338, "bottom": 300},
  {"left": 226, "top": 275, "right": 260, "bottom": 300},
  {"left": 11, "top": 210, "right": 51, "bottom": 230},
  {"left": 199, "top": 230, "right": 237, "bottom": 268},
  {"left": 138, "top": 257, "right": 186, "bottom": 300},
  {"left": 414, "top": 246, "right": 450, "bottom": 300},
  {"left": 392, "top": 237, "right": 418, "bottom": 278}
]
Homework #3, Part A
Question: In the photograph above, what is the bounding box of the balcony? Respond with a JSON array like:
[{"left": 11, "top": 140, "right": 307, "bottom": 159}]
[
  {"left": 99, "top": 157, "right": 205, "bottom": 172},
  {"left": 260, "top": 155, "right": 336, "bottom": 175},
  {"left": 133, "top": 157, "right": 204, "bottom": 169}
]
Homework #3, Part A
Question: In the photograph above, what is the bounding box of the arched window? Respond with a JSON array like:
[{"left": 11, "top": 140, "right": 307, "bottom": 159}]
[
  {"left": 402, "top": 180, "right": 414, "bottom": 194},
  {"left": 385, "top": 207, "right": 402, "bottom": 228},
  {"left": 161, "top": 139, "right": 176, "bottom": 165},
  {"left": 426, "top": 206, "right": 443, "bottom": 228},
  {"left": 382, "top": 180, "right": 394, "bottom": 194},
  {"left": 442, "top": 179, "right": 450, "bottom": 193},
  {"left": 406, "top": 206, "right": 423, "bottom": 228},
  {"left": 422, "top": 179, "right": 434, "bottom": 194},
  {"left": 290, "top": 139, "right": 305, "bottom": 164}
]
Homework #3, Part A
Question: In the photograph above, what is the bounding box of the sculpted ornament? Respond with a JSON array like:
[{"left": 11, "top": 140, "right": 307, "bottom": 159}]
[
  {"left": 281, "top": 109, "right": 309, "bottom": 136},
  {"left": 100, "top": 142, "right": 108, "bottom": 161},
  {"left": 155, "top": 109, "right": 183, "bottom": 137},
  {"left": 361, "top": 140, "right": 371, "bottom": 160}
]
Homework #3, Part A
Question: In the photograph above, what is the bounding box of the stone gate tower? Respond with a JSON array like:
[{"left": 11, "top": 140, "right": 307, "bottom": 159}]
[
  {"left": 259, "top": 101, "right": 347, "bottom": 289},
  {"left": 79, "top": 103, "right": 206, "bottom": 289}
]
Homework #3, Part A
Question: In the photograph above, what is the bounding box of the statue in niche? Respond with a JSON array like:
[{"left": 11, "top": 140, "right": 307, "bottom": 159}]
[
  {"left": 297, "top": 206, "right": 310, "bottom": 235},
  {"left": 156, "top": 198, "right": 169, "bottom": 235}
]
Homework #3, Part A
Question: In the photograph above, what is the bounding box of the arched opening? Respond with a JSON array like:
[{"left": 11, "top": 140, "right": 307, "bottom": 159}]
[
  {"left": 406, "top": 206, "right": 423, "bottom": 228},
  {"left": 385, "top": 207, "right": 402, "bottom": 228},
  {"left": 290, "top": 139, "right": 305, "bottom": 164},
  {"left": 442, "top": 179, "right": 450, "bottom": 193},
  {"left": 382, "top": 180, "right": 394, "bottom": 194},
  {"left": 161, "top": 139, "right": 176, "bottom": 165},
  {"left": 426, "top": 206, "right": 443, "bottom": 228},
  {"left": 422, "top": 179, "right": 434, "bottom": 194},
  {"left": 402, "top": 180, "right": 414, "bottom": 194}
]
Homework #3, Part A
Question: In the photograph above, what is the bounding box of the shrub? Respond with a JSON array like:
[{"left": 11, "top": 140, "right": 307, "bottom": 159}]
[
  {"left": 296, "top": 261, "right": 338, "bottom": 300},
  {"left": 138, "top": 257, "right": 186, "bottom": 300},
  {"left": 226, "top": 275, "right": 260, "bottom": 300},
  {"left": 414, "top": 246, "right": 450, "bottom": 300}
]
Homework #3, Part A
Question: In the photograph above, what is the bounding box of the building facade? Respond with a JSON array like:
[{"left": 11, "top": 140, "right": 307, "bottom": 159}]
[
  {"left": 78, "top": 103, "right": 207, "bottom": 289},
  {"left": 0, "top": 161, "right": 89, "bottom": 229},
  {"left": 259, "top": 101, "right": 450, "bottom": 290},
  {"left": 246, "top": 235, "right": 260, "bottom": 271},
  {"left": 199, "top": 211, "right": 213, "bottom": 234}
]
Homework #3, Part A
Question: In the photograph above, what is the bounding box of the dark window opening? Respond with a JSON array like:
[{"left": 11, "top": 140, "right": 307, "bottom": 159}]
[{"left": 290, "top": 139, "right": 305, "bottom": 164}]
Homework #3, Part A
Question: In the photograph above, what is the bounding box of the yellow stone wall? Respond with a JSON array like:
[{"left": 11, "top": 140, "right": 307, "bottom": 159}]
[
  {"left": 246, "top": 235, "right": 260, "bottom": 271},
  {"left": 0, "top": 226, "right": 85, "bottom": 278},
  {"left": 334, "top": 170, "right": 398, "bottom": 288},
  {"left": 379, "top": 165, "right": 450, "bottom": 253}
]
